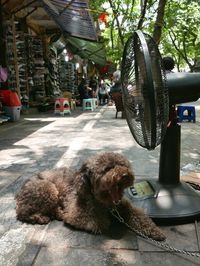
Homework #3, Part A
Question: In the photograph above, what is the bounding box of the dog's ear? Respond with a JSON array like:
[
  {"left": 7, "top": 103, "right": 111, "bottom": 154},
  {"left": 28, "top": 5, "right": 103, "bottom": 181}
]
[{"left": 74, "top": 162, "right": 93, "bottom": 197}]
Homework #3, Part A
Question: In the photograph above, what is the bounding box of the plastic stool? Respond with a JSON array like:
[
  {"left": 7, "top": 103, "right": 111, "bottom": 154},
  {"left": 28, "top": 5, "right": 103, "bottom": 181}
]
[
  {"left": 82, "top": 98, "right": 94, "bottom": 111},
  {"left": 177, "top": 105, "right": 196, "bottom": 123},
  {"left": 54, "top": 98, "right": 71, "bottom": 116},
  {"left": 70, "top": 99, "right": 76, "bottom": 110},
  {"left": 93, "top": 98, "right": 98, "bottom": 109}
]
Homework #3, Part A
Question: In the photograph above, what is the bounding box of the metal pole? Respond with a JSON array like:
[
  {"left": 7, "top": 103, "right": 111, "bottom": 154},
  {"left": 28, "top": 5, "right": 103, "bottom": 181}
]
[{"left": 159, "top": 121, "right": 181, "bottom": 185}]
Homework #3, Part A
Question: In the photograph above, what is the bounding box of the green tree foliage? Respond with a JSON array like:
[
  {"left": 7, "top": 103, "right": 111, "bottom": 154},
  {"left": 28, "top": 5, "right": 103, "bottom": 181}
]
[
  {"left": 89, "top": 0, "right": 200, "bottom": 71},
  {"left": 89, "top": 0, "right": 140, "bottom": 65},
  {"left": 162, "top": 0, "right": 200, "bottom": 71}
]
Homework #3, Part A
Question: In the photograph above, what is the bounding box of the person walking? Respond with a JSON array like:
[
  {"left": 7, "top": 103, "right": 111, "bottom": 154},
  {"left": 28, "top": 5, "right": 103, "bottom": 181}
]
[{"left": 98, "top": 80, "right": 109, "bottom": 105}]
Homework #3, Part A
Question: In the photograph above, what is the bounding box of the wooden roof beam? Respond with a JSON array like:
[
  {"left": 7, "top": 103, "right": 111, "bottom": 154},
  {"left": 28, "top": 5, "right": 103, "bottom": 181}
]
[
  {"left": 22, "top": 7, "right": 37, "bottom": 19},
  {"left": 12, "top": 0, "right": 38, "bottom": 15},
  {"left": 2, "top": 0, "right": 11, "bottom": 7},
  {"left": 26, "top": 19, "right": 45, "bottom": 35}
]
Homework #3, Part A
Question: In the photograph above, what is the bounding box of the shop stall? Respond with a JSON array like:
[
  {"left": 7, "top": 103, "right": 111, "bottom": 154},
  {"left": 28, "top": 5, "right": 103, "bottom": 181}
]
[{"left": 0, "top": 0, "right": 107, "bottom": 120}]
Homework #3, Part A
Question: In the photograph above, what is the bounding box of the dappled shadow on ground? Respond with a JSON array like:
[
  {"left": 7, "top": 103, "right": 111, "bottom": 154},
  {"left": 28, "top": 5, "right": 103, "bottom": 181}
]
[{"left": 0, "top": 119, "right": 54, "bottom": 149}]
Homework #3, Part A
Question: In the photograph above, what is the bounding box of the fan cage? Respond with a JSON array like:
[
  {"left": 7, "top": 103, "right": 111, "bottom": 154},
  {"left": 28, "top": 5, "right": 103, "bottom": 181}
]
[{"left": 121, "top": 31, "right": 169, "bottom": 150}]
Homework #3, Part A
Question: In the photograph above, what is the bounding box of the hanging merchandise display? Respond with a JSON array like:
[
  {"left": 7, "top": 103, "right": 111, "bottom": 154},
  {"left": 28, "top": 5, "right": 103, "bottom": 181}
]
[
  {"left": 4, "top": 19, "right": 18, "bottom": 93},
  {"left": 15, "top": 23, "right": 28, "bottom": 99},
  {"left": 58, "top": 54, "right": 77, "bottom": 94},
  {"left": 46, "top": 45, "right": 61, "bottom": 97},
  {"left": 26, "top": 35, "right": 46, "bottom": 102},
  {"left": 4, "top": 18, "right": 29, "bottom": 98},
  {"left": 4, "top": 18, "right": 46, "bottom": 103}
]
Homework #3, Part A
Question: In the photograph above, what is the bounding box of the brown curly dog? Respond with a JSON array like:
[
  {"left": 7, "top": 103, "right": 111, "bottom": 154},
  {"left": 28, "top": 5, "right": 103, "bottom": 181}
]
[{"left": 15, "top": 152, "right": 166, "bottom": 241}]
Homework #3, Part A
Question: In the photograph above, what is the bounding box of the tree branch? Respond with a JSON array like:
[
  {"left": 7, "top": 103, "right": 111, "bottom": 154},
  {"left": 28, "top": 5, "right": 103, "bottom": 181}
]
[
  {"left": 137, "top": 0, "right": 148, "bottom": 29},
  {"left": 169, "top": 30, "right": 193, "bottom": 71},
  {"left": 107, "top": 0, "right": 124, "bottom": 46}
]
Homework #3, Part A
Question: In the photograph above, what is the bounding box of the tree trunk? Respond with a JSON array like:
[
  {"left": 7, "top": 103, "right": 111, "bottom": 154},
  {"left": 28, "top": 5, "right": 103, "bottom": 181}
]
[
  {"left": 137, "top": 0, "right": 148, "bottom": 29},
  {"left": 153, "top": 0, "right": 167, "bottom": 45}
]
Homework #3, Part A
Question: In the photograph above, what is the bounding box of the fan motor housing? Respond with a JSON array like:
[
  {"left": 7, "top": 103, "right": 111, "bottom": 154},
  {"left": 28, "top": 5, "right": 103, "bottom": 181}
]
[{"left": 167, "top": 72, "right": 200, "bottom": 105}]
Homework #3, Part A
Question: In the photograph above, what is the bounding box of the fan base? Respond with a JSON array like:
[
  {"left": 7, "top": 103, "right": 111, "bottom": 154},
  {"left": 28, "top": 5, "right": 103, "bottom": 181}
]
[{"left": 125, "top": 179, "right": 200, "bottom": 223}]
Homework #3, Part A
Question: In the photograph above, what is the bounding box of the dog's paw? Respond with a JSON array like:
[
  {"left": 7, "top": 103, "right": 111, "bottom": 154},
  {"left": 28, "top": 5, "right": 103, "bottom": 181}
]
[
  {"left": 29, "top": 214, "right": 51, "bottom": 224},
  {"left": 85, "top": 221, "right": 103, "bottom": 235},
  {"left": 56, "top": 207, "right": 64, "bottom": 220},
  {"left": 148, "top": 227, "right": 166, "bottom": 241}
]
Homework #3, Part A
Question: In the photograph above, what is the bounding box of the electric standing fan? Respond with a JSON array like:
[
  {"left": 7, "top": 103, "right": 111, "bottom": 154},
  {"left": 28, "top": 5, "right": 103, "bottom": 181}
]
[{"left": 122, "top": 30, "right": 200, "bottom": 222}]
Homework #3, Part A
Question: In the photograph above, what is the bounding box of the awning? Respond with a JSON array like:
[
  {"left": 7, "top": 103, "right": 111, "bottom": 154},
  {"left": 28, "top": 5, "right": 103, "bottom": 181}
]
[
  {"left": 65, "top": 36, "right": 107, "bottom": 65},
  {"left": 41, "top": 0, "right": 98, "bottom": 41}
]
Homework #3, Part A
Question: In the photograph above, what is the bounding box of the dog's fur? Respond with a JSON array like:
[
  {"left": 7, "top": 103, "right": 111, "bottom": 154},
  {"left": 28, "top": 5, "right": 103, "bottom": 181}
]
[{"left": 15, "top": 152, "right": 166, "bottom": 241}]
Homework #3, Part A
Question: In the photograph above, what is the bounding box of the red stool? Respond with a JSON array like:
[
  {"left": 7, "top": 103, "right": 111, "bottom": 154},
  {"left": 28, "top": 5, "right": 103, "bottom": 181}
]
[{"left": 54, "top": 98, "right": 71, "bottom": 116}]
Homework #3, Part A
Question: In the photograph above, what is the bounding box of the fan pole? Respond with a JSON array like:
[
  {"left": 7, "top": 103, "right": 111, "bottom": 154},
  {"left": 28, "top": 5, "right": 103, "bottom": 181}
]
[{"left": 158, "top": 121, "right": 181, "bottom": 185}]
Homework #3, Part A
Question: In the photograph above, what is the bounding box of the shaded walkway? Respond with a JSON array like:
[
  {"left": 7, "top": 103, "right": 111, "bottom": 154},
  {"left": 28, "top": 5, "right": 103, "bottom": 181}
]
[{"left": 0, "top": 103, "right": 199, "bottom": 265}]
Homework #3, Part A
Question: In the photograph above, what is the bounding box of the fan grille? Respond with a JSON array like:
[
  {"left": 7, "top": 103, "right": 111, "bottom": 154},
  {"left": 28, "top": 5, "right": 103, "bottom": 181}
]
[{"left": 121, "top": 31, "right": 169, "bottom": 150}]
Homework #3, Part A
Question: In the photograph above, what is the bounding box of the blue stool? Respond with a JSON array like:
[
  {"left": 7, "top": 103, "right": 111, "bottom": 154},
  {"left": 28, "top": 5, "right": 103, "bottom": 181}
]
[
  {"left": 82, "top": 98, "right": 94, "bottom": 111},
  {"left": 177, "top": 105, "right": 196, "bottom": 123}
]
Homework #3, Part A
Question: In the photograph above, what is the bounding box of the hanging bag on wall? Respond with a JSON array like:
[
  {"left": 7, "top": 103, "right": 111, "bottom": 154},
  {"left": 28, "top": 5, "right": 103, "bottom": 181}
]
[{"left": 0, "top": 66, "right": 8, "bottom": 82}]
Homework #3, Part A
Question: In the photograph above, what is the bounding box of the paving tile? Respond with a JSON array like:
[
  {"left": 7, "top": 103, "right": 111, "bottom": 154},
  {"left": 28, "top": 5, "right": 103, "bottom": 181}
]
[
  {"left": 16, "top": 224, "right": 49, "bottom": 266},
  {"left": 0, "top": 224, "right": 47, "bottom": 266},
  {"left": 0, "top": 171, "right": 21, "bottom": 191},
  {"left": 33, "top": 247, "right": 141, "bottom": 266},
  {"left": 195, "top": 221, "right": 200, "bottom": 251},
  {"left": 43, "top": 221, "right": 138, "bottom": 250},
  {"left": 139, "top": 252, "right": 200, "bottom": 266},
  {"left": 138, "top": 223, "right": 199, "bottom": 252}
]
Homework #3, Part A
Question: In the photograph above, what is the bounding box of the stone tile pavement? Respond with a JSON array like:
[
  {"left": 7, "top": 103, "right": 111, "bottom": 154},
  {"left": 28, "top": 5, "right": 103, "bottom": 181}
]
[{"left": 0, "top": 101, "right": 199, "bottom": 265}]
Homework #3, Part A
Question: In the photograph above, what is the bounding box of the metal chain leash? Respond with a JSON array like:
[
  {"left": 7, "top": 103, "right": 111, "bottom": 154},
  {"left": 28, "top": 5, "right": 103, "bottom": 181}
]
[{"left": 110, "top": 207, "right": 200, "bottom": 258}]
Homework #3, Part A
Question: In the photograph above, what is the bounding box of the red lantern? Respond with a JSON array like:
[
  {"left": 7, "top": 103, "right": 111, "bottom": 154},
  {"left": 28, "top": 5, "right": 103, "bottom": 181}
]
[
  {"left": 101, "top": 65, "right": 108, "bottom": 75},
  {"left": 99, "top": 12, "right": 107, "bottom": 24}
]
